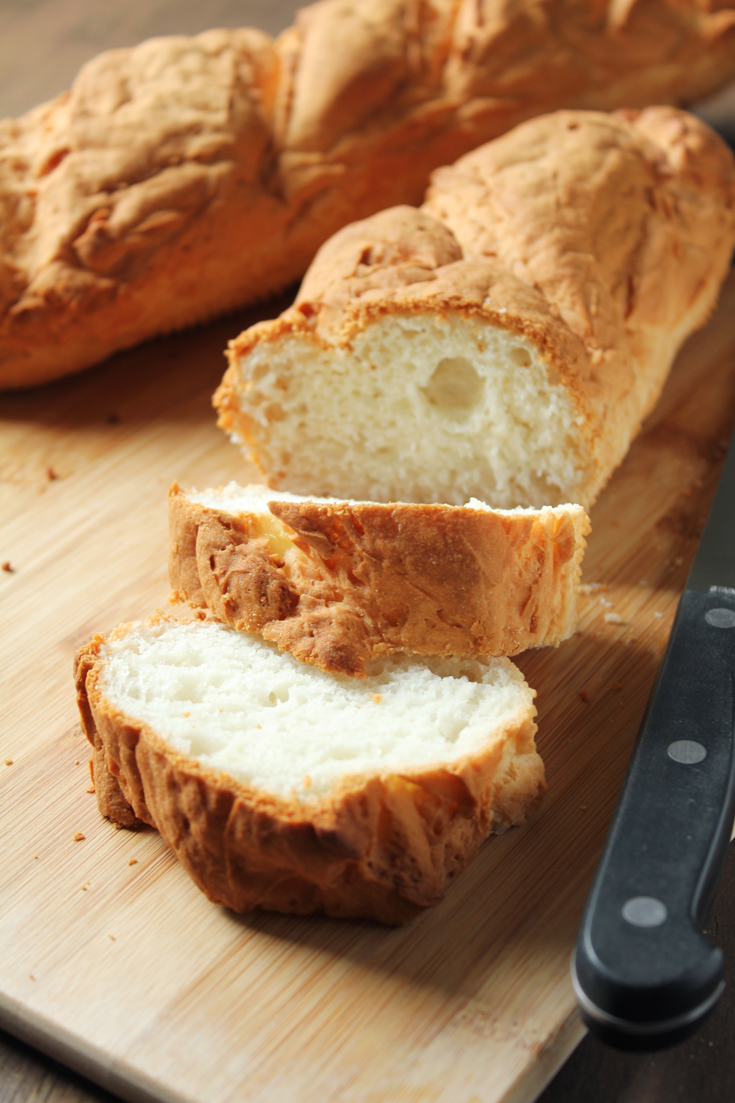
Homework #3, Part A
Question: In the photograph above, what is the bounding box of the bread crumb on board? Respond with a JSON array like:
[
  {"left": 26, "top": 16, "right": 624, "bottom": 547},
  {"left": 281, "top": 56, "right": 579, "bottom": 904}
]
[
  {"left": 73, "top": 831, "right": 86, "bottom": 842},
  {"left": 579, "top": 582, "right": 607, "bottom": 594},
  {"left": 1, "top": 561, "right": 13, "bottom": 573},
  {"left": 128, "top": 858, "right": 138, "bottom": 866},
  {"left": 4, "top": 758, "right": 13, "bottom": 766},
  {"left": 603, "top": 612, "right": 626, "bottom": 625}
]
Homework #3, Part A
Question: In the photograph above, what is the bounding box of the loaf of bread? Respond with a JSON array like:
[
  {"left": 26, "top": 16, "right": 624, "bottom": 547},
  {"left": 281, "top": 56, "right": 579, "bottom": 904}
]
[
  {"left": 75, "top": 615, "right": 545, "bottom": 923},
  {"left": 216, "top": 107, "right": 735, "bottom": 509},
  {"left": 3, "top": 1, "right": 735, "bottom": 389},
  {"left": 169, "top": 481, "right": 589, "bottom": 676}
]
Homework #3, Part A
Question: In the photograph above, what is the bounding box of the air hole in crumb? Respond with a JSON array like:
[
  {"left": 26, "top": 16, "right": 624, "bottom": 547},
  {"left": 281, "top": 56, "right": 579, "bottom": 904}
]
[
  {"left": 509, "top": 346, "right": 532, "bottom": 367},
  {"left": 421, "top": 357, "right": 484, "bottom": 417},
  {"left": 267, "top": 686, "right": 289, "bottom": 706}
]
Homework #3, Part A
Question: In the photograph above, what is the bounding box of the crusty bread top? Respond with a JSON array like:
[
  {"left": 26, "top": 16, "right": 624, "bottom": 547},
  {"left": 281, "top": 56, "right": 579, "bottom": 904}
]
[
  {"left": 3, "top": 0, "right": 735, "bottom": 388},
  {"left": 219, "top": 108, "right": 735, "bottom": 507},
  {"left": 250, "top": 107, "right": 735, "bottom": 409},
  {"left": 169, "top": 481, "right": 590, "bottom": 675}
]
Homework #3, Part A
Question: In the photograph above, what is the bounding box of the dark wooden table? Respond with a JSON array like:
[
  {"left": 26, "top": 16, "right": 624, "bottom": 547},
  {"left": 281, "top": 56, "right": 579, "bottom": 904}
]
[{"left": 2, "top": 3, "right": 735, "bottom": 1100}]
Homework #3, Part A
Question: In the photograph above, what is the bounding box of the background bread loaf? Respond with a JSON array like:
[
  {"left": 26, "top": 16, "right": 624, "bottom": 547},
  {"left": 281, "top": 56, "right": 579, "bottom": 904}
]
[
  {"left": 2, "top": 0, "right": 735, "bottom": 389},
  {"left": 216, "top": 107, "right": 735, "bottom": 509}
]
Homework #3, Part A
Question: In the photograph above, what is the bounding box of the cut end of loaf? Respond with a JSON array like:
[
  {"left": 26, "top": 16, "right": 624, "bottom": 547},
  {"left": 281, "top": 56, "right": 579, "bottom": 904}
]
[
  {"left": 216, "top": 107, "right": 735, "bottom": 513},
  {"left": 77, "top": 617, "right": 545, "bottom": 922},
  {"left": 219, "top": 311, "right": 588, "bottom": 508}
]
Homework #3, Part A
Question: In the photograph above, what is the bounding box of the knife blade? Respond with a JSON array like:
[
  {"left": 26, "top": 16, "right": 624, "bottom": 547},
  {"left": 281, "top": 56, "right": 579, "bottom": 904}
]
[{"left": 571, "top": 429, "right": 735, "bottom": 1050}]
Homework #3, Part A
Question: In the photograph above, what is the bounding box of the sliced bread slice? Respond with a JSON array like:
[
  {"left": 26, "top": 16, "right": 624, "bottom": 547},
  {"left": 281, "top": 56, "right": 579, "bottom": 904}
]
[
  {"left": 169, "top": 481, "right": 589, "bottom": 677},
  {"left": 75, "top": 616, "right": 544, "bottom": 924}
]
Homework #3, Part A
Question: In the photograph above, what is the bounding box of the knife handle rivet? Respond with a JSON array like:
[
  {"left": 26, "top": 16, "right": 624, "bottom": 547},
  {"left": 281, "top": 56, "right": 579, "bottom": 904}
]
[
  {"left": 621, "top": 896, "right": 668, "bottom": 928},
  {"left": 704, "top": 608, "right": 735, "bottom": 628},
  {"left": 667, "top": 740, "right": 707, "bottom": 764}
]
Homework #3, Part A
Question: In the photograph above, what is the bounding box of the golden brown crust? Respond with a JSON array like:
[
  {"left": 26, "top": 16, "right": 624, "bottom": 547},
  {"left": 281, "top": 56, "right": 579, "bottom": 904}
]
[
  {"left": 4, "top": 1, "right": 735, "bottom": 388},
  {"left": 75, "top": 644, "right": 143, "bottom": 828},
  {"left": 168, "top": 483, "right": 589, "bottom": 676},
  {"left": 218, "top": 107, "right": 735, "bottom": 507},
  {"left": 74, "top": 621, "right": 545, "bottom": 923}
]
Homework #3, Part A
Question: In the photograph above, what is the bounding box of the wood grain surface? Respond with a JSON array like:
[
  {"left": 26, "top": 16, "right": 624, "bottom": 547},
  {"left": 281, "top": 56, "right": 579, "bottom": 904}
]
[
  {"left": 2, "top": 4, "right": 735, "bottom": 1103},
  {"left": 0, "top": 281, "right": 581, "bottom": 1103},
  {"left": 0, "top": 237, "right": 734, "bottom": 1103}
]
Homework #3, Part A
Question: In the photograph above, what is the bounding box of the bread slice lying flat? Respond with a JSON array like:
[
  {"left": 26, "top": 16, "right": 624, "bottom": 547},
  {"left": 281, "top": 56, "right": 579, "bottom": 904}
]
[
  {"left": 216, "top": 107, "right": 735, "bottom": 509},
  {"left": 75, "top": 616, "right": 544, "bottom": 923},
  {"left": 169, "top": 482, "right": 589, "bottom": 677}
]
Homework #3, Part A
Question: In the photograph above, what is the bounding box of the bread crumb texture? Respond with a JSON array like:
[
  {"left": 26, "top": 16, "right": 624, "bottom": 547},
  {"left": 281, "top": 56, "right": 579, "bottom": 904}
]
[
  {"left": 218, "top": 107, "right": 735, "bottom": 508},
  {"left": 74, "top": 617, "right": 544, "bottom": 923}
]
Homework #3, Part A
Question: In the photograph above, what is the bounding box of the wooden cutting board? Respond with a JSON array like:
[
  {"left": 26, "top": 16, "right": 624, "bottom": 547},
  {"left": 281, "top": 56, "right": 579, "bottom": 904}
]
[{"left": 2, "top": 272, "right": 735, "bottom": 1103}]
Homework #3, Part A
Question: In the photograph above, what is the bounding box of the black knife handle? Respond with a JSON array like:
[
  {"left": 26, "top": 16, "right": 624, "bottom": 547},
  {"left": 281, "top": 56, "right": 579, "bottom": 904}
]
[{"left": 572, "top": 588, "right": 735, "bottom": 1050}]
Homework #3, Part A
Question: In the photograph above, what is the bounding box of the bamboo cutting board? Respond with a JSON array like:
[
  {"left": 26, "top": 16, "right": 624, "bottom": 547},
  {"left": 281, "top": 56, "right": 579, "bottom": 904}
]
[{"left": 1, "top": 272, "right": 735, "bottom": 1103}]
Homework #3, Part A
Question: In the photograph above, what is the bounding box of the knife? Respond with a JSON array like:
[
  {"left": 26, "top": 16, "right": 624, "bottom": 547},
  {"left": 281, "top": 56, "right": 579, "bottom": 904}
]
[{"left": 571, "top": 430, "right": 735, "bottom": 1050}]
